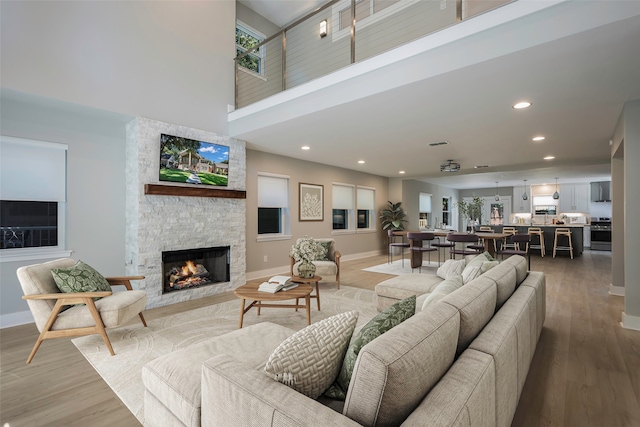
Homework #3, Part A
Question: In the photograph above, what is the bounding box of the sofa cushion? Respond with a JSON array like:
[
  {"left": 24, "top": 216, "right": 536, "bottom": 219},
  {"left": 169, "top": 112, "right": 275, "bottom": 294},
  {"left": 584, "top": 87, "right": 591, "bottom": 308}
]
[
  {"left": 469, "top": 285, "right": 536, "bottom": 427},
  {"left": 264, "top": 311, "right": 358, "bottom": 399},
  {"left": 421, "top": 275, "right": 464, "bottom": 311},
  {"left": 441, "top": 278, "right": 497, "bottom": 356},
  {"left": 437, "top": 258, "right": 466, "bottom": 279},
  {"left": 343, "top": 301, "right": 460, "bottom": 427},
  {"left": 51, "top": 260, "right": 111, "bottom": 296},
  {"left": 375, "top": 274, "right": 443, "bottom": 302},
  {"left": 480, "top": 258, "right": 520, "bottom": 309},
  {"left": 142, "top": 322, "right": 296, "bottom": 427},
  {"left": 293, "top": 260, "right": 337, "bottom": 277},
  {"left": 502, "top": 254, "right": 528, "bottom": 285},
  {"left": 402, "top": 348, "right": 496, "bottom": 427},
  {"left": 325, "top": 296, "right": 416, "bottom": 400}
]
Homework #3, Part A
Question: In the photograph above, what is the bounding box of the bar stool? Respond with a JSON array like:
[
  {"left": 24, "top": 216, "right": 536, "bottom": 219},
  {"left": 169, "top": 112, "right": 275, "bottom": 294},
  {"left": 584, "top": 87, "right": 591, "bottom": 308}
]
[
  {"left": 388, "top": 230, "right": 410, "bottom": 266},
  {"left": 553, "top": 228, "right": 573, "bottom": 259},
  {"left": 497, "top": 233, "right": 531, "bottom": 270},
  {"left": 478, "top": 226, "right": 496, "bottom": 252},
  {"left": 528, "top": 227, "right": 545, "bottom": 257},
  {"left": 501, "top": 227, "right": 518, "bottom": 251}
]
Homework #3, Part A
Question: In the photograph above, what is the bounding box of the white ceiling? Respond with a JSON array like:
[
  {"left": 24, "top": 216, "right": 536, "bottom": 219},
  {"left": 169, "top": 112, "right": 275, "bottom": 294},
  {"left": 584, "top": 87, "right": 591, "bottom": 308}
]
[
  {"left": 235, "top": 1, "right": 640, "bottom": 190},
  {"left": 239, "top": 0, "right": 326, "bottom": 27}
]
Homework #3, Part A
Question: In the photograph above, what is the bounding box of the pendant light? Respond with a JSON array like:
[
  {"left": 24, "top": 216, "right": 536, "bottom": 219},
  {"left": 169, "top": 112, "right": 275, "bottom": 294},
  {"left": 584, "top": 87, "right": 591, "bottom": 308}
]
[
  {"left": 553, "top": 177, "right": 560, "bottom": 200},
  {"left": 494, "top": 181, "right": 500, "bottom": 201},
  {"left": 522, "top": 179, "right": 528, "bottom": 200}
]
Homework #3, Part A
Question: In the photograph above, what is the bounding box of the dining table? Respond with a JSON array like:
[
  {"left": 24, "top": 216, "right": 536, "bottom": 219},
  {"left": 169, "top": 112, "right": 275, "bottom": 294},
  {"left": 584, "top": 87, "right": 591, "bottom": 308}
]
[{"left": 406, "top": 230, "right": 509, "bottom": 268}]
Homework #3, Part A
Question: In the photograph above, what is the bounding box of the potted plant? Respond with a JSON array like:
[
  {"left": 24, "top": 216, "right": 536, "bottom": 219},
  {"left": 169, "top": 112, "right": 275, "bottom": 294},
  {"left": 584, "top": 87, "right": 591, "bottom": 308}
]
[
  {"left": 379, "top": 201, "right": 408, "bottom": 231},
  {"left": 455, "top": 196, "right": 484, "bottom": 232}
]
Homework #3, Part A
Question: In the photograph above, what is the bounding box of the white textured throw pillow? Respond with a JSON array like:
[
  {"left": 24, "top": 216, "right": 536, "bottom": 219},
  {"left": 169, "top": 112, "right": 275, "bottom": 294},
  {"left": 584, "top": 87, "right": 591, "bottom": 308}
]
[
  {"left": 422, "top": 275, "right": 464, "bottom": 311},
  {"left": 462, "top": 260, "right": 500, "bottom": 284},
  {"left": 264, "top": 310, "right": 358, "bottom": 398},
  {"left": 436, "top": 258, "right": 466, "bottom": 279}
]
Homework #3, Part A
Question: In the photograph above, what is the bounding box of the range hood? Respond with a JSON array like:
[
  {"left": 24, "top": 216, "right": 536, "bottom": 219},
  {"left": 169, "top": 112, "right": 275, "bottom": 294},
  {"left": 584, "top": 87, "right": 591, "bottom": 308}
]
[{"left": 590, "top": 181, "right": 611, "bottom": 202}]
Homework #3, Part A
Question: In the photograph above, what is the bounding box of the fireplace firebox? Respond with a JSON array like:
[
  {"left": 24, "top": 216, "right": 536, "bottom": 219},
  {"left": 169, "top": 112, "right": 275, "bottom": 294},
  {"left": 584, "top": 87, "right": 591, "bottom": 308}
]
[{"left": 162, "top": 246, "right": 230, "bottom": 293}]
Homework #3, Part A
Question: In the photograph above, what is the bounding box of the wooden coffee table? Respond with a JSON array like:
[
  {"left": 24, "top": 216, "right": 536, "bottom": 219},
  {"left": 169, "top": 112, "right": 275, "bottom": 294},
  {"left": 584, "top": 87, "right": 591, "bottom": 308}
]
[
  {"left": 290, "top": 275, "right": 322, "bottom": 310},
  {"left": 234, "top": 282, "right": 313, "bottom": 328}
]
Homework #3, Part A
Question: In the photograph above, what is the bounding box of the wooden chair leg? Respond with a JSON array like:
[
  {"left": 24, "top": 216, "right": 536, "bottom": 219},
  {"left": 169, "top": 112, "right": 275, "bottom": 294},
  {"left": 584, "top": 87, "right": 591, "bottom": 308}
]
[
  {"left": 139, "top": 312, "right": 148, "bottom": 327},
  {"left": 85, "top": 298, "right": 115, "bottom": 356},
  {"left": 26, "top": 300, "right": 67, "bottom": 364}
]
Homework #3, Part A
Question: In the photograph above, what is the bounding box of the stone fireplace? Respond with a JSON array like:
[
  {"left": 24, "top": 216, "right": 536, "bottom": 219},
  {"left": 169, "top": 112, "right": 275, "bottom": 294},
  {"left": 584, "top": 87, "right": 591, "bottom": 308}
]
[
  {"left": 162, "top": 246, "right": 230, "bottom": 293},
  {"left": 125, "top": 117, "right": 246, "bottom": 309}
]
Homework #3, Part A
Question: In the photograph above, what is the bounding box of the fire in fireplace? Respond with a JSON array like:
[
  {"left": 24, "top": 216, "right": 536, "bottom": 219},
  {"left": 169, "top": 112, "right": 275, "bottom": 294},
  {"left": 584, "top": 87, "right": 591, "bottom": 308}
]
[{"left": 162, "top": 246, "right": 230, "bottom": 293}]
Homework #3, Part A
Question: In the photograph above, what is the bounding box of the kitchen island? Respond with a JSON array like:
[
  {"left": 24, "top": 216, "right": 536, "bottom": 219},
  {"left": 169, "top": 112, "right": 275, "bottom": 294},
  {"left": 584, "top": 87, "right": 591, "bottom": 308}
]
[{"left": 476, "top": 224, "right": 584, "bottom": 257}]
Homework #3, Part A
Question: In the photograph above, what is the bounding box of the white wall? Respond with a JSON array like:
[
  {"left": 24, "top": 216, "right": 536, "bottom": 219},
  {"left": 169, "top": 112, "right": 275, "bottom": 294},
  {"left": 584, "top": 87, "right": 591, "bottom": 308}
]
[
  {"left": 0, "top": 0, "right": 235, "bottom": 135},
  {"left": 0, "top": 91, "right": 132, "bottom": 326}
]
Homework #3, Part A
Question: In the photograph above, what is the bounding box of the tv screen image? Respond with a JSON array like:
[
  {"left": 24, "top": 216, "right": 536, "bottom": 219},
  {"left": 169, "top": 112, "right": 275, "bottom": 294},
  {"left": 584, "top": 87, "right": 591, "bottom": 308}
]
[{"left": 159, "top": 134, "right": 229, "bottom": 186}]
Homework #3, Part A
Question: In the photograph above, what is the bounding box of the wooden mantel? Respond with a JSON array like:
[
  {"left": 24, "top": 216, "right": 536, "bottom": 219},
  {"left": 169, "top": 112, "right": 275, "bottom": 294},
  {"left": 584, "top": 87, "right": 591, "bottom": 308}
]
[{"left": 144, "top": 184, "right": 246, "bottom": 199}]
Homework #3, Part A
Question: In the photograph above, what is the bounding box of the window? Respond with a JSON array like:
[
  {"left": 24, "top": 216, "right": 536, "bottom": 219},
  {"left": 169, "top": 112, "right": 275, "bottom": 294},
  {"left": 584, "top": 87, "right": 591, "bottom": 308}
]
[
  {"left": 442, "top": 197, "right": 450, "bottom": 227},
  {"left": 0, "top": 135, "right": 69, "bottom": 260},
  {"left": 236, "top": 22, "right": 265, "bottom": 76},
  {"left": 333, "top": 0, "right": 408, "bottom": 39},
  {"left": 419, "top": 193, "right": 431, "bottom": 229},
  {"left": 257, "top": 174, "right": 290, "bottom": 240},
  {"left": 357, "top": 186, "right": 375, "bottom": 231},
  {"left": 332, "top": 184, "right": 355, "bottom": 233}
]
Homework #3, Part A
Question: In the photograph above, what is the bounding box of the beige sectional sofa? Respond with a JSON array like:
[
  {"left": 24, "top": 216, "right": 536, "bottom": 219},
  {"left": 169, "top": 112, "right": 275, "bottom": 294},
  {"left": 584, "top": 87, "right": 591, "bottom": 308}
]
[{"left": 142, "top": 255, "right": 545, "bottom": 427}]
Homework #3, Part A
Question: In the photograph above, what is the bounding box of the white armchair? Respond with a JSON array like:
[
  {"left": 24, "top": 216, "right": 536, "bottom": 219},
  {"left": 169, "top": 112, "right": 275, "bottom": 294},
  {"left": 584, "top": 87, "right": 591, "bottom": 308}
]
[
  {"left": 290, "top": 238, "right": 341, "bottom": 288},
  {"left": 17, "top": 258, "right": 148, "bottom": 364}
]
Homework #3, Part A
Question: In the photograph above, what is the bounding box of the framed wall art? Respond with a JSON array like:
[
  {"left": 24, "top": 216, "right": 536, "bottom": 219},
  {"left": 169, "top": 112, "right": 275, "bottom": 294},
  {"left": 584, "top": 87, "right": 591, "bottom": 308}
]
[{"left": 299, "top": 183, "right": 324, "bottom": 221}]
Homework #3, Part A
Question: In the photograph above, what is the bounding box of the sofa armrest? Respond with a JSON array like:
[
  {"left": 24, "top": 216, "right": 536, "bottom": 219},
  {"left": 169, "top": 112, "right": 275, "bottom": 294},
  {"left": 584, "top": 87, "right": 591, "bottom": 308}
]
[{"left": 201, "top": 354, "right": 360, "bottom": 427}]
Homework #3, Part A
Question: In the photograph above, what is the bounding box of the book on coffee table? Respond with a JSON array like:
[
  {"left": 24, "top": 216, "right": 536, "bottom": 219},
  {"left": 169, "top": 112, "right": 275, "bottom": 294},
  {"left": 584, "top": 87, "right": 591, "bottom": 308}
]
[{"left": 258, "top": 276, "right": 298, "bottom": 293}]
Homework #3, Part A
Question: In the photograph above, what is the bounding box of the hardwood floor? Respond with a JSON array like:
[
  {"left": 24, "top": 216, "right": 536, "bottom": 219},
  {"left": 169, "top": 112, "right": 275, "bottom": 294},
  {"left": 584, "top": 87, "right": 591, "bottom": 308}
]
[{"left": 1, "top": 251, "right": 638, "bottom": 426}]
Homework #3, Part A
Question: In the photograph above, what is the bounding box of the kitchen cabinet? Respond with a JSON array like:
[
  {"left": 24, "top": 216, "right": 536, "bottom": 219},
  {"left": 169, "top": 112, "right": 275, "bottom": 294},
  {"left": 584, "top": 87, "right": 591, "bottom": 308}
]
[
  {"left": 559, "top": 184, "right": 590, "bottom": 213},
  {"left": 584, "top": 226, "right": 591, "bottom": 248},
  {"left": 512, "top": 187, "right": 531, "bottom": 213},
  {"left": 590, "top": 181, "right": 611, "bottom": 202}
]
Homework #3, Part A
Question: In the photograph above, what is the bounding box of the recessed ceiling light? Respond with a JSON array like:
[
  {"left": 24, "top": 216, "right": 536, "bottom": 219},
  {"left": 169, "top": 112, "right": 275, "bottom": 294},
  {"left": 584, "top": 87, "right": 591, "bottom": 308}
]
[
  {"left": 399, "top": 170, "right": 405, "bottom": 174},
  {"left": 358, "top": 160, "right": 365, "bottom": 164},
  {"left": 513, "top": 101, "right": 532, "bottom": 109},
  {"left": 544, "top": 155, "right": 555, "bottom": 160},
  {"left": 301, "top": 145, "right": 310, "bottom": 150},
  {"left": 532, "top": 136, "right": 545, "bottom": 141}
]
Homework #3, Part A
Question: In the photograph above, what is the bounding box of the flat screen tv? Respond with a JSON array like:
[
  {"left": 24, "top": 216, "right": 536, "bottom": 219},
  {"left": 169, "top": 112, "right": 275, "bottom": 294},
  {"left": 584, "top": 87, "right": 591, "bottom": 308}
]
[{"left": 159, "top": 134, "right": 229, "bottom": 187}]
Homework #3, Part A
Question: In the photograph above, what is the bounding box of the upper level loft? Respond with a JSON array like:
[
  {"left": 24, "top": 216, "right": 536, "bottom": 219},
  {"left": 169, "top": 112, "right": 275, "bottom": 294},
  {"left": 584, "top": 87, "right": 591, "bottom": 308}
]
[{"left": 233, "top": 0, "right": 514, "bottom": 111}]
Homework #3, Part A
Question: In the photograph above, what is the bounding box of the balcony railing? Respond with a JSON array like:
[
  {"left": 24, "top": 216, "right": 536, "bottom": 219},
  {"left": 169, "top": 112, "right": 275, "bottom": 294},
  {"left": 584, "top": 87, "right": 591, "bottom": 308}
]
[{"left": 235, "top": 0, "right": 512, "bottom": 109}]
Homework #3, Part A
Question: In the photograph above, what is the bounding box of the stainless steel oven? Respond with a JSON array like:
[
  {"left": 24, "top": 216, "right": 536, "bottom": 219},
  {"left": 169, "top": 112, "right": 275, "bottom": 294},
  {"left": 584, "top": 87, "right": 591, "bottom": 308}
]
[{"left": 590, "top": 217, "right": 611, "bottom": 251}]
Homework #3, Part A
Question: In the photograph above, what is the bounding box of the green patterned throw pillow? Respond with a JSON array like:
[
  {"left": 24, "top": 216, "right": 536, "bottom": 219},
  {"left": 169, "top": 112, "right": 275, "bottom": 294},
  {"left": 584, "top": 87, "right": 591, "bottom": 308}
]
[
  {"left": 51, "top": 260, "right": 111, "bottom": 297},
  {"left": 316, "top": 240, "right": 331, "bottom": 261},
  {"left": 324, "top": 295, "right": 416, "bottom": 400}
]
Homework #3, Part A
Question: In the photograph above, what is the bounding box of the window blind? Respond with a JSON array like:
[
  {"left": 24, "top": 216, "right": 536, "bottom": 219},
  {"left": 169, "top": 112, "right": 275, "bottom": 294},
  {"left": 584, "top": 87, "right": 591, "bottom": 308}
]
[
  {"left": 419, "top": 193, "right": 432, "bottom": 213},
  {"left": 333, "top": 184, "right": 354, "bottom": 210},
  {"left": 357, "top": 187, "right": 375, "bottom": 210},
  {"left": 258, "top": 175, "right": 288, "bottom": 208},
  {"left": 0, "top": 136, "right": 67, "bottom": 202}
]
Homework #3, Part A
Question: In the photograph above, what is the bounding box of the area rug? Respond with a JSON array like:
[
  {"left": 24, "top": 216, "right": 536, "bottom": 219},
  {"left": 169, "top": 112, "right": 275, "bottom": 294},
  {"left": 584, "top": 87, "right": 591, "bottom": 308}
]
[
  {"left": 72, "top": 285, "right": 378, "bottom": 424},
  {"left": 362, "top": 259, "right": 440, "bottom": 275}
]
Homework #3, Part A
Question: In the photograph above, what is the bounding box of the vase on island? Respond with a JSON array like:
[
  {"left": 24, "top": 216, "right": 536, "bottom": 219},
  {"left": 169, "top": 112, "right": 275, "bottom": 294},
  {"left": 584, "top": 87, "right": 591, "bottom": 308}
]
[{"left": 298, "top": 261, "right": 316, "bottom": 279}]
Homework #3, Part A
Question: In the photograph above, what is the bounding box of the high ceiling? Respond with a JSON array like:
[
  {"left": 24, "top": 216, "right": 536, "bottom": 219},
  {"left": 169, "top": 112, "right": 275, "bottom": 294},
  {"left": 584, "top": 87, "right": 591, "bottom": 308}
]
[{"left": 234, "top": 1, "right": 640, "bottom": 189}]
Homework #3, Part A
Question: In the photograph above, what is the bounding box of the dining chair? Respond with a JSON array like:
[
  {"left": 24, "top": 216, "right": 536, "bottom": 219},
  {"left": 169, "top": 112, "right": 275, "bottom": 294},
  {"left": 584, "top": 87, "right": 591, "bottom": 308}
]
[
  {"left": 447, "top": 233, "right": 482, "bottom": 259},
  {"left": 497, "top": 233, "right": 531, "bottom": 269},
  {"left": 387, "top": 230, "right": 410, "bottom": 266}
]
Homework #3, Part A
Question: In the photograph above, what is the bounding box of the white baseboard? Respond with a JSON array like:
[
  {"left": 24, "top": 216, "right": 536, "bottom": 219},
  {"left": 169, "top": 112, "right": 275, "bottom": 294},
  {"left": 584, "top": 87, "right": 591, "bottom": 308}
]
[
  {"left": 609, "top": 284, "right": 625, "bottom": 296},
  {"left": 0, "top": 310, "right": 34, "bottom": 329},
  {"left": 245, "top": 250, "right": 384, "bottom": 281},
  {"left": 621, "top": 312, "right": 640, "bottom": 331}
]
